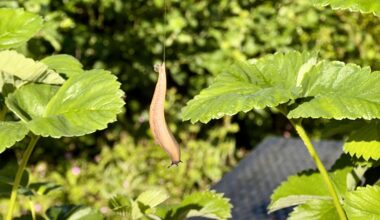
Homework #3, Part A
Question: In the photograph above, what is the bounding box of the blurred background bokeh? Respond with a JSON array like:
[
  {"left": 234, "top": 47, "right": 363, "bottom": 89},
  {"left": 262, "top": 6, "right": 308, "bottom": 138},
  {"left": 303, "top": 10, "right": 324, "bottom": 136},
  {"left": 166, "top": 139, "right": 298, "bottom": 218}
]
[{"left": 1, "top": 0, "right": 380, "bottom": 216}]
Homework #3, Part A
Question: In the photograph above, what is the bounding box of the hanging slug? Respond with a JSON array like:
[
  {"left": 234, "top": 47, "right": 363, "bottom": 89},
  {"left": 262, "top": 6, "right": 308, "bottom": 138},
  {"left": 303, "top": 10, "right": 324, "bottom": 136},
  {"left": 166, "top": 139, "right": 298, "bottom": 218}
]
[{"left": 149, "top": 62, "right": 181, "bottom": 166}]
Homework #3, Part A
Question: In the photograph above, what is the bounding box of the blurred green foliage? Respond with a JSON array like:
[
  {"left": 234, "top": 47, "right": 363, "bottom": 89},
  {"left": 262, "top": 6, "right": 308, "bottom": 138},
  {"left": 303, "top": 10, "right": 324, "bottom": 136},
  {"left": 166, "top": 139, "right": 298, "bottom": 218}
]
[
  {"left": 109, "top": 189, "right": 232, "bottom": 219},
  {"left": 0, "top": 128, "right": 236, "bottom": 216},
  {"left": 3, "top": 0, "right": 380, "bottom": 146},
  {"left": 1, "top": 0, "right": 380, "bottom": 217}
]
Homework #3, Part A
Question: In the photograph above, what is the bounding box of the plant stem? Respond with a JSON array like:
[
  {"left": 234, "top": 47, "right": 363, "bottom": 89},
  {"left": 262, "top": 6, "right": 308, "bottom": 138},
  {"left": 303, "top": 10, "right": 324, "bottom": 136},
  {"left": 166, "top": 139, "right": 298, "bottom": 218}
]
[
  {"left": 292, "top": 121, "right": 347, "bottom": 220},
  {"left": 6, "top": 134, "right": 39, "bottom": 220},
  {"left": 0, "top": 107, "right": 7, "bottom": 121},
  {"left": 29, "top": 199, "right": 36, "bottom": 220}
]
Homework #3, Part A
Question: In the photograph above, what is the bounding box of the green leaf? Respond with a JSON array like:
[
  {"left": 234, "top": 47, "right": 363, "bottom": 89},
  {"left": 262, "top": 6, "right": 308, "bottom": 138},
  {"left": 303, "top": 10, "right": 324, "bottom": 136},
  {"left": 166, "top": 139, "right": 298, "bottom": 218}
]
[
  {"left": 343, "top": 121, "right": 380, "bottom": 160},
  {"left": 108, "top": 195, "right": 144, "bottom": 219},
  {"left": 288, "top": 200, "right": 339, "bottom": 220},
  {"left": 41, "top": 54, "right": 84, "bottom": 77},
  {"left": 184, "top": 50, "right": 380, "bottom": 123},
  {"left": 269, "top": 165, "right": 352, "bottom": 212},
  {"left": 344, "top": 185, "right": 380, "bottom": 220},
  {"left": 347, "top": 166, "right": 367, "bottom": 191},
  {"left": 6, "top": 70, "right": 124, "bottom": 138},
  {"left": 136, "top": 189, "right": 170, "bottom": 209},
  {"left": 0, "top": 50, "right": 65, "bottom": 91},
  {"left": 312, "top": 0, "right": 380, "bottom": 16},
  {"left": 168, "top": 191, "right": 232, "bottom": 220},
  {"left": 182, "top": 51, "right": 315, "bottom": 123},
  {"left": 23, "top": 70, "right": 124, "bottom": 137},
  {"left": 0, "top": 8, "right": 43, "bottom": 49},
  {"left": 18, "top": 182, "right": 62, "bottom": 197},
  {"left": 0, "top": 121, "right": 28, "bottom": 153},
  {"left": 6, "top": 83, "right": 60, "bottom": 121},
  {"left": 108, "top": 195, "right": 132, "bottom": 217},
  {"left": 288, "top": 61, "right": 380, "bottom": 120},
  {"left": 350, "top": 156, "right": 380, "bottom": 168},
  {"left": 269, "top": 171, "right": 331, "bottom": 212},
  {"left": 46, "top": 205, "right": 104, "bottom": 220},
  {"left": 331, "top": 154, "right": 367, "bottom": 191},
  {"left": 29, "top": 182, "right": 62, "bottom": 196},
  {"left": 66, "top": 207, "right": 104, "bottom": 220},
  {"left": 0, "top": 72, "right": 23, "bottom": 95}
]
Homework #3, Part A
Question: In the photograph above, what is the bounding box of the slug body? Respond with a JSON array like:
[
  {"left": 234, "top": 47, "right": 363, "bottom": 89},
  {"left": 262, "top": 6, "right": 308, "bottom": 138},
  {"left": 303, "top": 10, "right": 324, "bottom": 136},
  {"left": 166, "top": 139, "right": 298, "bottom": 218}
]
[{"left": 149, "top": 62, "right": 181, "bottom": 166}]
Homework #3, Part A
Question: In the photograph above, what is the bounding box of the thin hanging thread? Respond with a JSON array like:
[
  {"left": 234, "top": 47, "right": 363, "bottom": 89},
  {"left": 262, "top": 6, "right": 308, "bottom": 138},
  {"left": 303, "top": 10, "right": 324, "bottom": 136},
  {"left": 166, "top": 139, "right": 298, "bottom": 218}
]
[{"left": 163, "top": 0, "right": 167, "bottom": 63}]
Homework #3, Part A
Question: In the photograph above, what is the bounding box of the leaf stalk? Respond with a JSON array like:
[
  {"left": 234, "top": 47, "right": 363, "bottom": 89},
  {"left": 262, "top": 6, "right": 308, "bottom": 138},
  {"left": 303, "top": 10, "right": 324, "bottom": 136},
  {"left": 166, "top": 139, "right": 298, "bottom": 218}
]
[
  {"left": 6, "top": 134, "right": 39, "bottom": 220},
  {"left": 291, "top": 121, "right": 347, "bottom": 220}
]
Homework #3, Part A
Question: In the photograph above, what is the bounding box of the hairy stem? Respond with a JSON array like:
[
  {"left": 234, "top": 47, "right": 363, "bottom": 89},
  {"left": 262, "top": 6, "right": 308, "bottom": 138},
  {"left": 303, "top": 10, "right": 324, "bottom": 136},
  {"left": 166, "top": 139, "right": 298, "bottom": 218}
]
[
  {"left": 6, "top": 134, "right": 39, "bottom": 220},
  {"left": 292, "top": 121, "right": 347, "bottom": 220}
]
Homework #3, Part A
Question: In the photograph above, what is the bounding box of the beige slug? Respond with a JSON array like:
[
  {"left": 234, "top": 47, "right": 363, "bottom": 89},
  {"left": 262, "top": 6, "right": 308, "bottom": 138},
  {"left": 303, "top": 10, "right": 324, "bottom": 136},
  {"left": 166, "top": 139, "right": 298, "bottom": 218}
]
[{"left": 149, "top": 62, "right": 181, "bottom": 166}]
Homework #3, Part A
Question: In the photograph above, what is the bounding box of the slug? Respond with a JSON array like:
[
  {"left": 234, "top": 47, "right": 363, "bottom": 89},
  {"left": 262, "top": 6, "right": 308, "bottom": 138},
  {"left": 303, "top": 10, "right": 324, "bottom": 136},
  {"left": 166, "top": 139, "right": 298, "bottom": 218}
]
[{"left": 149, "top": 62, "right": 181, "bottom": 166}]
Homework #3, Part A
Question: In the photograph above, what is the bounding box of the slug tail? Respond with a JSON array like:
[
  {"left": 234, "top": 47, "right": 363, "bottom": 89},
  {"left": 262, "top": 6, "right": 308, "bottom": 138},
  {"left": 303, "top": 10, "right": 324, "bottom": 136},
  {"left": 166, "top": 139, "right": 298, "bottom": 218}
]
[{"left": 168, "top": 160, "right": 183, "bottom": 168}]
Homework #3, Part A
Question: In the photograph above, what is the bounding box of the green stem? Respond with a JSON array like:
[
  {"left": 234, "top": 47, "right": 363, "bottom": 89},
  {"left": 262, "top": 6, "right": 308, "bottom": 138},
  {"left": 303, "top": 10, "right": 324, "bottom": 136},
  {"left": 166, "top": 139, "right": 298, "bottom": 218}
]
[
  {"left": 0, "top": 107, "right": 7, "bottom": 121},
  {"left": 6, "top": 134, "right": 39, "bottom": 220},
  {"left": 29, "top": 199, "right": 36, "bottom": 220},
  {"left": 292, "top": 121, "right": 347, "bottom": 220}
]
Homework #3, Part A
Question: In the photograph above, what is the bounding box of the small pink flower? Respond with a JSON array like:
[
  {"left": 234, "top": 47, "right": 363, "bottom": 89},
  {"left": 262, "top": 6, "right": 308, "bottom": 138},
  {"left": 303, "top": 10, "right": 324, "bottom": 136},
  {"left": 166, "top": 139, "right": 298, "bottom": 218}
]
[
  {"left": 34, "top": 203, "right": 42, "bottom": 212},
  {"left": 100, "top": 206, "right": 109, "bottom": 214},
  {"left": 71, "top": 166, "right": 81, "bottom": 176},
  {"left": 94, "top": 155, "right": 101, "bottom": 163},
  {"left": 138, "top": 114, "right": 146, "bottom": 123},
  {"left": 123, "top": 180, "right": 129, "bottom": 189}
]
